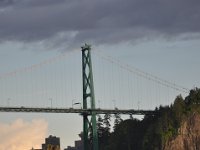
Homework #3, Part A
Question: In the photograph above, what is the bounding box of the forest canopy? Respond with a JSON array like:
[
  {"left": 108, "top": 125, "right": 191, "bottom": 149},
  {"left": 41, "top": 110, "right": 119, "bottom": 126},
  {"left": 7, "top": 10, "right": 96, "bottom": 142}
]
[{"left": 95, "top": 88, "right": 200, "bottom": 150}]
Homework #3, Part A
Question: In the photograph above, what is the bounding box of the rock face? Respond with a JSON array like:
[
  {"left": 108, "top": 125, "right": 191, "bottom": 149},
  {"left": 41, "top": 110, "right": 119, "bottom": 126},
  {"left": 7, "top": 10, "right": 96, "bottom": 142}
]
[{"left": 164, "top": 113, "right": 200, "bottom": 150}]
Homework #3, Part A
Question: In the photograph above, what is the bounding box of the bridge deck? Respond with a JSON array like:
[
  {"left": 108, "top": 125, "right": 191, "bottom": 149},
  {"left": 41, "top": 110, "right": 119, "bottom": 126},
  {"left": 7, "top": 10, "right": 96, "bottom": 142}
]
[{"left": 0, "top": 107, "right": 155, "bottom": 115}]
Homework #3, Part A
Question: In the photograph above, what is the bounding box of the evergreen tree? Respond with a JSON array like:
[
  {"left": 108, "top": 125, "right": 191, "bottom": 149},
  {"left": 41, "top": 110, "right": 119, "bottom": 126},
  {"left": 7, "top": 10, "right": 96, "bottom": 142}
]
[
  {"left": 114, "top": 113, "right": 123, "bottom": 130},
  {"left": 97, "top": 115, "right": 104, "bottom": 138},
  {"left": 172, "top": 95, "right": 185, "bottom": 127},
  {"left": 97, "top": 114, "right": 112, "bottom": 150},
  {"left": 98, "top": 88, "right": 200, "bottom": 150},
  {"left": 103, "top": 113, "right": 111, "bottom": 133}
]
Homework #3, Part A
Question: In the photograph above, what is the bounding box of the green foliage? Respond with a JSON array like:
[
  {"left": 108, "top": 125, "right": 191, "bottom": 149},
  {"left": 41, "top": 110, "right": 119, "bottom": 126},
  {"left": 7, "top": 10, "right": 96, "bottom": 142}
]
[
  {"left": 185, "top": 88, "right": 200, "bottom": 106},
  {"left": 185, "top": 88, "right": 200, "bottom": 114},
  {"left": 113, "top": 113, "right": 123, "bottom": 130},
  {"left": 97, "top": 114, "right": 112, "bottom": 150},
  {"left": 97, "top": 88, "right": 200, "bottom": 150},
  {"left": 109, "top": 119, "right": 145, "bottom": 150},
  {"left": 103, "top": 113, "right": 111, "bottom": 133},
  {"left": 97, "top": 115, "right": 105, "bottom": 138}
]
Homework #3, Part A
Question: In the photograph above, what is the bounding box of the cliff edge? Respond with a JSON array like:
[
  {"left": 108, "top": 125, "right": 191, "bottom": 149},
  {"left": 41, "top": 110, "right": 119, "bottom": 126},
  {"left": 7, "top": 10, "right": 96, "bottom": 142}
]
[{"left": 164, "top": 112, "right": 200, "bottom": 150}]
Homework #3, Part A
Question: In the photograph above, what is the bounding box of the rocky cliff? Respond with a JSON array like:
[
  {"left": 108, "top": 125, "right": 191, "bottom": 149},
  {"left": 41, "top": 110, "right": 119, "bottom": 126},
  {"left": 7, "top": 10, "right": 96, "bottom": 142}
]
[{"left": 164, "top": 112, "right": 200, "bottom": 150}]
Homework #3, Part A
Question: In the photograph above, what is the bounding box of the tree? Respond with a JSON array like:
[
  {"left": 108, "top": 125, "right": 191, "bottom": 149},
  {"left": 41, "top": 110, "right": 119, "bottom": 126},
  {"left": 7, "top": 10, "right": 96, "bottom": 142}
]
[
  {"left": 97, "top": 114, "right": 112, "bottom": 150},
  {"left": 172, "top": 95, "right": 185, "bottom": 127},
  {"left": 113, "top": 113, "right": 123, "bottom": 130},
  {"left": 97, "top": 115, "right": 104, "bottom": 138},
  {"left": 109, "top": 119, "right": 144, "bottom": 150},
  {"left": 98, "top": 88, "right": 200, "bottom": 150},
  {"left": 103, "top": 113, "right": 111, "bottom": 133},
  {"left": 185, "top": 88, "right": 200, "bottom": 105}
]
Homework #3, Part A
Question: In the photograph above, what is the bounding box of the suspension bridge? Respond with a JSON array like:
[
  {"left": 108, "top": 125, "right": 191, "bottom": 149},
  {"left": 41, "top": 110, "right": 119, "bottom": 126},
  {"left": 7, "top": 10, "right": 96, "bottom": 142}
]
[{"left": 0, "top": 44, "right": 189, "bottom": 150}]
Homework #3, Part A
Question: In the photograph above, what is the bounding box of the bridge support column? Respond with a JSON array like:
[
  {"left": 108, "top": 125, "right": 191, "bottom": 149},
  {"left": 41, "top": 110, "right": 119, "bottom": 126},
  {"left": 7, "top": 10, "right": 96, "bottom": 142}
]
[{"left": 81, "top": 44, "right": 99, "bottom": 150}]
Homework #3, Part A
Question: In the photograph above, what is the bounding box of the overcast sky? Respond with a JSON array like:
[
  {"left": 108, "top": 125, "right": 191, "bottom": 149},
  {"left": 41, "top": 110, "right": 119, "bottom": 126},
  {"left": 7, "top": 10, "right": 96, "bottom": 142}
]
[
  {"left": 0, "top": 0, "right": 200, "bottom": 149},
  {"left": 0, "top": 0, "right": 200, "bottom": 48}
]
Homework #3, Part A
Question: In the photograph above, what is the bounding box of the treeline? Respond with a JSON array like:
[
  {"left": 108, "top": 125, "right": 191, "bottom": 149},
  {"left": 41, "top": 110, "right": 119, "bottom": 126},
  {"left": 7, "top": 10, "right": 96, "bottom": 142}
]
[{"left": 95, "top": 88, "right": 200, "bottom": 150}]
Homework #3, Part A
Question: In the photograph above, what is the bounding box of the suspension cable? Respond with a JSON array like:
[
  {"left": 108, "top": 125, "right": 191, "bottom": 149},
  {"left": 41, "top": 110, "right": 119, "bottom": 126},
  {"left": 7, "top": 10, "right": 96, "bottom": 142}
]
[{"left": 93, "top": 50, "right": 189, "bottom": 94}]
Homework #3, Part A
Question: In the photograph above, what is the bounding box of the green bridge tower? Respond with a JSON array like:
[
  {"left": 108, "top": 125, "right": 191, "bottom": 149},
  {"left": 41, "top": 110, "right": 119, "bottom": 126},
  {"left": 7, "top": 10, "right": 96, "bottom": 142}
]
[{"left": 81, "top": 44, "right": 99, "bottom": 150}]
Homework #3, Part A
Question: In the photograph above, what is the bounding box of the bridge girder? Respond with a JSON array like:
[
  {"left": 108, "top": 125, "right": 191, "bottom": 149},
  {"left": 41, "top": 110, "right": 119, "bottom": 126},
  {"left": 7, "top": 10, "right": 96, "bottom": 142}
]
[{"left": 0, "top": 107, "right": 155, "bottom": 115}]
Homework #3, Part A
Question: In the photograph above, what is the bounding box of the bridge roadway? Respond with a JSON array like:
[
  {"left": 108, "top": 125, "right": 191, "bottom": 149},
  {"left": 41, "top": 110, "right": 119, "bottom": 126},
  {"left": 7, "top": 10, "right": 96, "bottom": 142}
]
[{"left": 0, "top": 107, "right": 155, "bottom": 115}]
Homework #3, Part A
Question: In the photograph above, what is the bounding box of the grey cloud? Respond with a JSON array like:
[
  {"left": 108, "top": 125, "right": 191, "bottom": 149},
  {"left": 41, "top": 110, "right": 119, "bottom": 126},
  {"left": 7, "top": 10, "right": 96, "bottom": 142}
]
[
  {"left": 0, "top": 0, "right": 200, "bottom": 47},
  {"left": 0, "top": 0, "right": 65, "bottom": 8}
]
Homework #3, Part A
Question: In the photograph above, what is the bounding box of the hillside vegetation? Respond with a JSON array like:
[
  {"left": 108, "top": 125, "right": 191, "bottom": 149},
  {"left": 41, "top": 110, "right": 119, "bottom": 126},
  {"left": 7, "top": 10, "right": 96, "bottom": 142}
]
[{"left": 96, "top": 88, "right": 200, "bottom": 150}]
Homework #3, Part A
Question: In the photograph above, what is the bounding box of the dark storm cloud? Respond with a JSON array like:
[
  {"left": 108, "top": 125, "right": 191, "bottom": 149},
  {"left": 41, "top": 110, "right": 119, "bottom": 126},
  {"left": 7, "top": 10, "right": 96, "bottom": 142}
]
[{"left": 0, "top": 0, "right": 200, "bottom": 47}]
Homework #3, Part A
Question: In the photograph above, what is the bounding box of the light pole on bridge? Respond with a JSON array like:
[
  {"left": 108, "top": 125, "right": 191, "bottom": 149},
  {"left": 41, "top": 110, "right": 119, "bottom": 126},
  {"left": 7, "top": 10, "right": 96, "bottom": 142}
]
[
  {"left": 98, "top": 100, "right": 101, "bottom": 109},
  {"left": 49, "top": 98, "right": 53, "bottom": 108},
  {"left": 112, "top": 100, "right": 116, "bottom": 109},
  {"left": 7, "top": 98, "right": 11, "bottom": 107}
]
